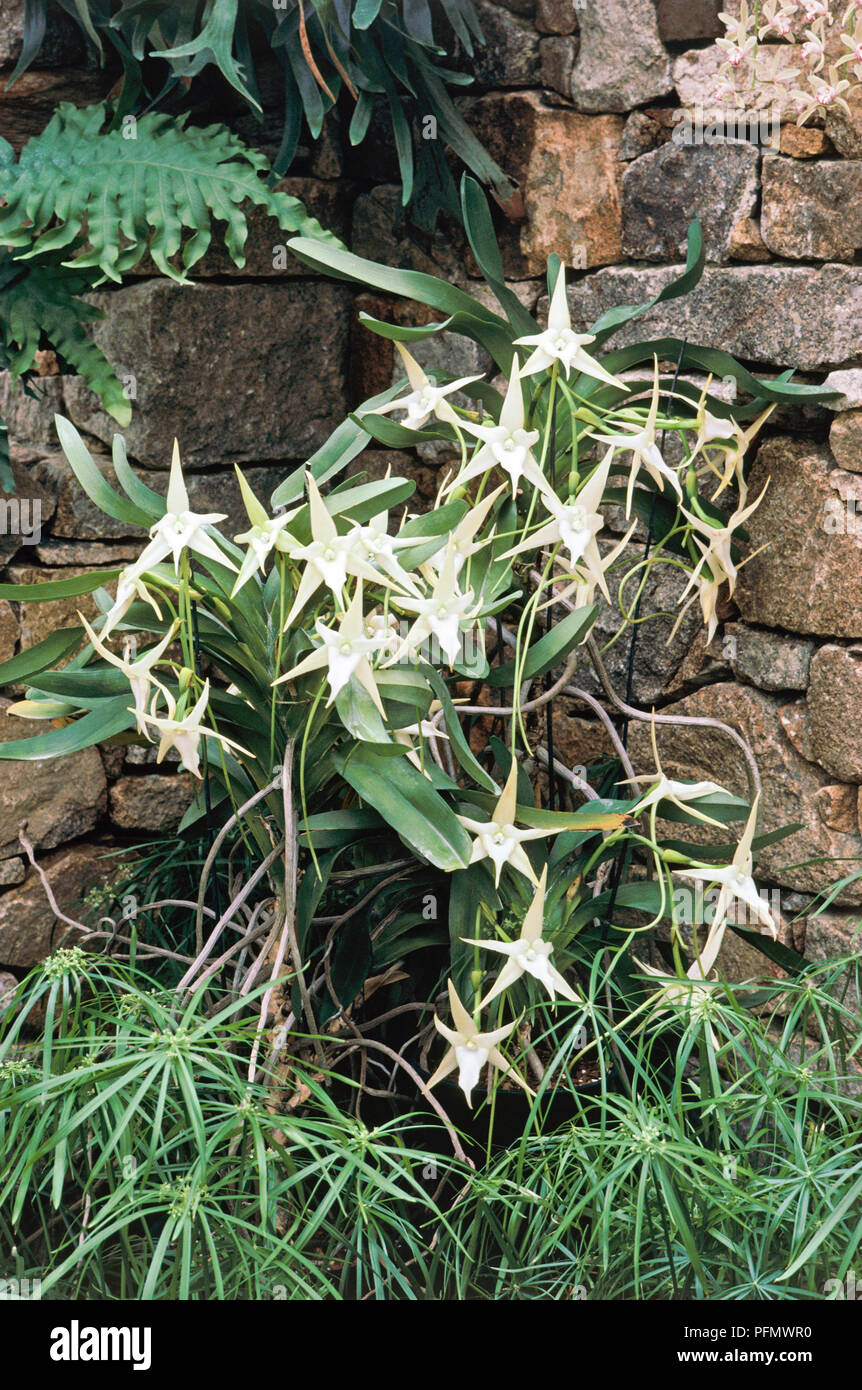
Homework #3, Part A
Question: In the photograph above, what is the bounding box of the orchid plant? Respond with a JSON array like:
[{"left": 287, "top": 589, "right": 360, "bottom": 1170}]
[
  {"left": 0, "top": 181, "right": 831, "bottom": 1111},
  {"left": 714, "top": 1, "right": 862, "bottom": 121}
]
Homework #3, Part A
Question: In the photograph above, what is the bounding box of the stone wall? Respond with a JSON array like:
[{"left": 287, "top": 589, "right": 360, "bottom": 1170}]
[{"left": 1, "top": 0, "right": 862, "bottom": 974}]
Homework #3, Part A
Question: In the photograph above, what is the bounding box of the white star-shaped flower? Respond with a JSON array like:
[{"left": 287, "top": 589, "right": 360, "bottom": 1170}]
[
  {"left": 514, "top": 267, "right": 626, "bottom": 389},
  {"left": 463, "top": 866, "right": 581, "bottom": 1007},
  {"left": 231, "top": 467, "right": 301, "bottom": 596},
  {"left": 389, "top": 540, "right": 479, "bottom": 667},
  {"left": 674, "top": 793, "right": 779, "bottom": 939},
  {"left": 591, "top": 357, "right": 683, "bottom": 518},
  {"left": 443, "top": 372, "right": 556, "bottom": 501},
  {"left": 274, "top": 580, "right": 388, "bottom": 711},
  {"left": 135, "top": 679, "right": 251, "bottom": 779},
  {"left": 426, "top": 979, "right": 533, "bottom": 1107},
  {"left": 362, "top": 342, "right": 482, "bottom": 430},
  {"left": 129, "top": 440, "right": 237, "bottom": 579},
  {"left": 80, "top": 613, "right": 177, "bottom": 736}
]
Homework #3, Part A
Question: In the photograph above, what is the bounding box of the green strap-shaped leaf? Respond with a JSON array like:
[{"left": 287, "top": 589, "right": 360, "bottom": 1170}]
[
  {"left": 0, "top": 570, "right": 121, "bottom": 601},
  {"left": 486, "top": 605, "right": 598, "bottom": 687},
  {"left": 588, "top": 219, "right": 706, "bottom": 347},
  {"left": 0, "top": 695, "right": 136, "bottom": 759},
  {"left": 0, "top": 627, "right": 84, "bottom": 686},
  {"left": 54, "top": 416, "right": 151, "bottom": 529},
  {"left": 333, "top": 743, "right": 473, "bottom": 871}
]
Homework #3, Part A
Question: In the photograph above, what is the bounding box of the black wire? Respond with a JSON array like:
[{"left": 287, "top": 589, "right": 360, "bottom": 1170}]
[
  {"left": 191, "top": 593, "right": 223, "bottom": 925},
  {"left": 603, "top": 339, "right": 688, "bottom": 934}
]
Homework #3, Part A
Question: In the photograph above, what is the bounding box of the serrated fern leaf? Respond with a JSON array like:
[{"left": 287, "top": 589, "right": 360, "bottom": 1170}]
[
  {"left": 0, "top": 103, "right": 343, "bottom": 284},
  {"left": 0, "top": 254, "right": 131, "bottom": 427}
]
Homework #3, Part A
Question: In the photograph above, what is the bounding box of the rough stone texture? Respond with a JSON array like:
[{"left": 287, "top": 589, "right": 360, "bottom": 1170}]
[
  {"left": 351, "top": 186, "right": 466, "bottom": 278},
  {"left": 657, "top": 0, "right": 722, "bottom": 42},
  {"left": 0, "top": 69, "right": 109, "bottom": 148},
  {"left": 470, "top": 0, "right": 542, "bottom": 86},
  {"left": 0, "top": 858, "right": 25, "bottom": 886},
  {"left": 0, "top": 700, "right": 106, "bottom": 858},
  {"left": 734, "top": 439, "right": 862, "bottom": 639},
  {"left": 779, "top": 125, "right": 832, "bottom": 158},
  {"left": 0, "top": 602, "right": 17, "bottom": 663},
  {"left": 540, "top": 36, "right": 577, "bottom": 96},
  {"left": 778, "top": 699, "right": 815, "bottom": 763},
  {"left": 823, "top": 370, "right": 862, "bottom": 411},
  {"left": 826, "top": 86, "right": 862, "bottom": 159},
  {"left": 829, "top": 412, "right": 862, "bottom": 472},
  {"left": 813, "top": 783, "right": 858, "bottom": 833},
  {"left": 7, "top": 564, "right": 117, "bottom": 648},
  {"left": 0, "top": 449, "right": 59, "bottom": 569},
  {"left": 620, "top": 110, "right": 667, "bottom": 160},
  {"left": 34, "top": 541, "right": 141, "bottom": 567},
  {"left": 724, "top": 624, "right": 814, "bottom": 691},
  {"left": 464, "top": 93, "right": 623, "bottom": 275},
  {"left": 0, "top": 844, "right": 115, "bottom": 969},
  {"left": 63, "top": 281, "right": 352, "bottom": 470},
  {"left": 622, "top": 143, "right": 760, "bottom": 262},
  {"left": 807, "top": 646, "right": 862, "bottom": 781},
  {"left": 570, "top": 0, "right": 673, "bottom": 112},
  {"left": 536, "top": 0, "right": 577, "bottom": 35},
  {"left": 564, "top": 264, "right": 862, "bottom": 371},
  {"left": 628, "top": 682, "right": 862, "bottom": 904},
  {"left": 0, "top": 373, "right": 66, "bottom": 447},
  {"left": 728, "top": 216, "right": 770, "bottom": 261},
  {"left": 109, "top": 775, "right": 195, "bottom": 832},
  {"left": 671, "top": 46, "right": 726, "bottom": 112},
  {"left": 761, "top": 155, "right": 862, "bottom": 260}
]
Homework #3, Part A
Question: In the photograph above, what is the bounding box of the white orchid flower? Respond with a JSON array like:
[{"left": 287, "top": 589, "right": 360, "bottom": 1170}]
[
  {"left": 708, "top": 404, "right": 776, "bottom": 505},
  {"left": 675, "top": 541, "right": 724, "bottom": 644},
  {"left": 135, "top": 679, "right": 251, "bottom": 778},
  {"left": 515, "top": 268, "right": 626, "bottom": 389},
  {"left": 232, "top": 468, "right": 301, "bottom": 597},
  {"left": 422, "top": 483, "right": 506, "bottom": 581},
  {"left": 99, "top": 567, "right": 164, "bottom": 638},
  {"left": 680, "top": 483, "right": 769, "bottom": 597},
  {"left": 393, "top": 719, "right": 450, "bottom": 773},
  {"left": 591, "top": 357, "right": 683, "bottom": 518},
  {"left": 363, "top": 342, "right": 482, "bottom": 430},
  {"left": 463, "top": 866, "right": 581, "bottom": 1007},
  {"left": 353, "top": 510, "right": 425, "bottom": 595},
  {"left": 427, "top": 979, "right": 533, "bottom": 1107},
  {"left": 388, "top": 540, "right": 478, "bottom": 667},
  {"left": 129, "top": 440, "right": 237, "bottom": 579},
  {"left": 274, "top": 580, "right": 388, "bottom": 712},
  {"left": 444, "top": 372, "right": 556, "bottom": 501},
  {"left": 456, "top": 760, "right": 557, "bottom": 887},
  {"left": 79, "top": 613, "right": 177, "bottom": 736},
  {"left": 673, "top": 793, "right": 779, "bottom": 939},
  {"left": 282, "top": 473, "right": 410, "bottom": 627},
  {"left": 623, "top": 716, "right": 730, "bottom": 827},
  {"left": 502, "top": 445, "right": 619, "bottom": 594}
]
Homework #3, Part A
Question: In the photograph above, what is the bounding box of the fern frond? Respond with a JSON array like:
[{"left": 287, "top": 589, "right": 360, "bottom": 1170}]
[
  {"left": 0, "top": 103, "right": 343, "bottom": 284},
  {"left": 0, "top": 253, "right": 131, "bottom": 427}
]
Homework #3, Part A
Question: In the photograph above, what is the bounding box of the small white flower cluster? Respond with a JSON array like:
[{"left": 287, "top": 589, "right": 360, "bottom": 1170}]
[{"left": 715, "top": 1, "right": 862, "bottom": 122}]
